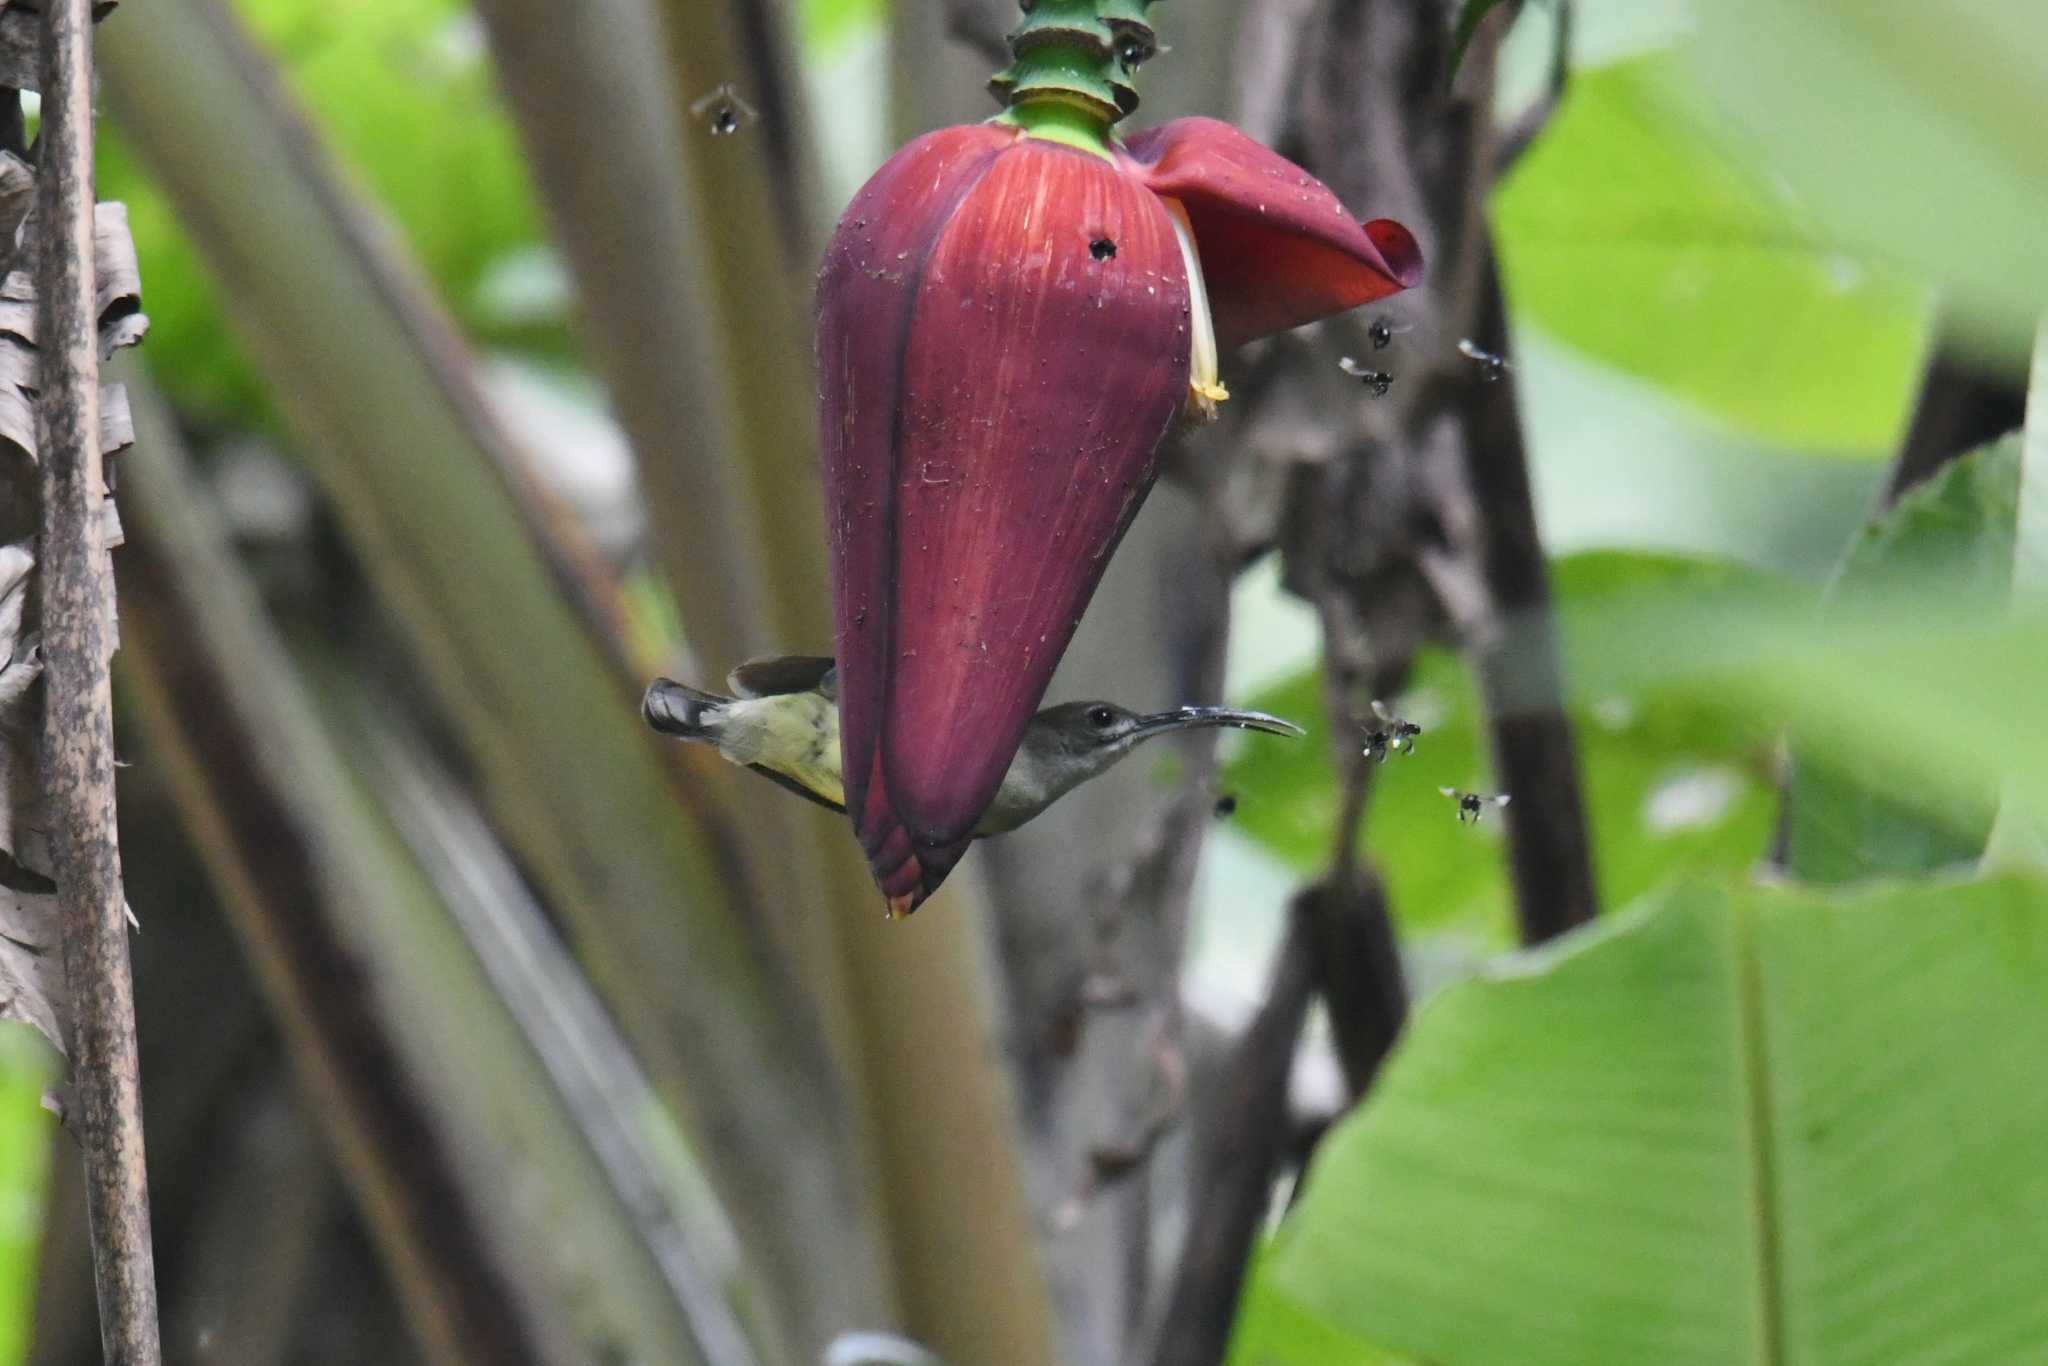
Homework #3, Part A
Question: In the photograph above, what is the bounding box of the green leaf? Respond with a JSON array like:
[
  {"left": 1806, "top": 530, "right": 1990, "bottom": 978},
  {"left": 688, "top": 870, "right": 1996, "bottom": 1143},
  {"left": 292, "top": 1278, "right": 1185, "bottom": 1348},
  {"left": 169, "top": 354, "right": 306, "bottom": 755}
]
[
  {"left": 1264, "top": 875, "right": 2048, "bottom": 1364},
  {"left": 1831, "top": 438, "right": 2021, "bottom": 600},
  {"left": 1493, "top": 58, "right": 1932, "bottom": 455},
  {"left": 1227, "top": 1255, "right": 1402, "bottom": 1366},
  {"left": 1786, "top": 435, "right": 2021, "bottom": 881},
  {"left": 0, "top": 1028, "right": 54, "bottom": 1366},
  {"left": 1683, "top": 0, "right": 2048, "bottom": 368},
  {"left": 1222, "top": 554, "right": 1781, "bottom": 942},
  {"left": 1572, "top": 588, "right": 2048, "bottom": 843}
]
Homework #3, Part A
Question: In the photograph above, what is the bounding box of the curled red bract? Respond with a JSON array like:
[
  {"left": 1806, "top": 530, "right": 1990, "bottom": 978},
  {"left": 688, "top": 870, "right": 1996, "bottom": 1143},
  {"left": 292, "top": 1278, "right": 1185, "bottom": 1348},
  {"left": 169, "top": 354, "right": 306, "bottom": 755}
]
[{"left": 1118, "top": 117, "right": 1424, "bottom": 349}]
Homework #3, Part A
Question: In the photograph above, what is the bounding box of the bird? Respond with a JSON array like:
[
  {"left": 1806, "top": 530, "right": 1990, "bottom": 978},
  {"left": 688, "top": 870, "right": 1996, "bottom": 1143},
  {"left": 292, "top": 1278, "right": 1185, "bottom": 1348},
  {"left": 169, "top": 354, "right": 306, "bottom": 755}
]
[{"left": 644, "top": 656, "right": 1304, "bottom": 915}]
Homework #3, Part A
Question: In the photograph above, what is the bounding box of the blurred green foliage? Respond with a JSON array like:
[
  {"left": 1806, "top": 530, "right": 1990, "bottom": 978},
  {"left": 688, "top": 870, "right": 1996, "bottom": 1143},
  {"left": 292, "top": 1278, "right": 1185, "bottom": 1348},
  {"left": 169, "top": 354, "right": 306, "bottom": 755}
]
[
  {"left": 1684, "top": 0, "right": 2048, "bottom": 368},
  {"left": 1786, "top": 436, "right": 2019, "bottom": 882},
  {"left": 1223, "top": 554, "right": 1785, "bottom": 944},
  {"left": 1493, "top": 58, "right": 1931, "bottom": 456},
  {"left": 1562, "top": 582, "right": 2048, "bottom": 840},
  {"left": 800, "top": 0, "right": 887, "bottom": 54},
  {"left": 1254, "top": 875, "right": 2048, "bottom": 1365},
  {"left": 98, "top": 0, "right": 565, "bottom": 426},
  {"left": 0, "top": 1028, "right": 54, "bottom": 1366}
]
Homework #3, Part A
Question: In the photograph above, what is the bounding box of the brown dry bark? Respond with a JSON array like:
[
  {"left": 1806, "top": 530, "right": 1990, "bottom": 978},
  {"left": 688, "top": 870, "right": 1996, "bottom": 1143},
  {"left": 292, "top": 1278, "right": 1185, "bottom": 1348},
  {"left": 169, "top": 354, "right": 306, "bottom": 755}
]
[{"left": 33, "top": 0, "right": 161, "bottom": 1361}]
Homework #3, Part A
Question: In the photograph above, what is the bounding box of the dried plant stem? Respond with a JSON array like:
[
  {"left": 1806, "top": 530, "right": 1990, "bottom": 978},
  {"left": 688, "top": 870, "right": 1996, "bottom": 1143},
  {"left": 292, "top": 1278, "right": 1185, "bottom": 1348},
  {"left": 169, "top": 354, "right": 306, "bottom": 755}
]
[
  {"left": 1463, "top": 265, "right": 1597, "bottom": 945},
  {"left": 1143, "top": 911, "right": 1314, "bottom": 1366},
  {"left": 35, "top": 1, "right": 162, "bottom": 1362}
]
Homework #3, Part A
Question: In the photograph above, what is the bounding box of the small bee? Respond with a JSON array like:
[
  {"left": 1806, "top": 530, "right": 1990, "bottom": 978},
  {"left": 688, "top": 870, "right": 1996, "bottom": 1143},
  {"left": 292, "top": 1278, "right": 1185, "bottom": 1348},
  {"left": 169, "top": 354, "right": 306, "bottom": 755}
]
[
  {"left": 1338, "top": 356, "right": 1394, "bottom": 397},
  {"left": 1456, "top": 338, "right": 1512, "bottom": 383},
  {"left": 1367, "top": 316, "right": 1413, "bottom": 351},
  {"left": 1360, "top": 699, "right": 1422, "bottom": 763},
  {"left": 1441, "top": 786, "right": 1511, "bottom": 824},
  {"left": 689, "top": 84, "right": 759, "bottom": 137}
]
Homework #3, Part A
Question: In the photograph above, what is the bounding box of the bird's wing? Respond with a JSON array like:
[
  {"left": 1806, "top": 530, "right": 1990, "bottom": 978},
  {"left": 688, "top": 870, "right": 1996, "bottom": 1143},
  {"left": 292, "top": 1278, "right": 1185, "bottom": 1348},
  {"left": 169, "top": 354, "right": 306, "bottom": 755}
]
[
  {"left": 746, "top": 763, "right": 848, "bottom": 816},
  {"left": 727, "top": 654, "right": 838, "bottom": 699}
]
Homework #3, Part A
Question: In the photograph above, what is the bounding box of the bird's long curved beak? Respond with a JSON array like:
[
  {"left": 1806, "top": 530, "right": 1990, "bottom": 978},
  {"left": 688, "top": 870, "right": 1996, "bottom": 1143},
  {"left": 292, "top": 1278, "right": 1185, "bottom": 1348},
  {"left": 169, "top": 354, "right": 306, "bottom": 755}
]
[{"left": 1126, "top": 706, "right": 1307, "bottom": 744}]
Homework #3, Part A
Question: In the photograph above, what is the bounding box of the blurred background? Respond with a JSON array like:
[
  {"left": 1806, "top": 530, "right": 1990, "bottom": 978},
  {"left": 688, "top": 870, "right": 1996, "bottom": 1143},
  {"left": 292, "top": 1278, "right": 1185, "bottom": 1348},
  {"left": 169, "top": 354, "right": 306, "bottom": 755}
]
[{"left": 4, "top": 0, "right": 2046, "bottom": 1364}]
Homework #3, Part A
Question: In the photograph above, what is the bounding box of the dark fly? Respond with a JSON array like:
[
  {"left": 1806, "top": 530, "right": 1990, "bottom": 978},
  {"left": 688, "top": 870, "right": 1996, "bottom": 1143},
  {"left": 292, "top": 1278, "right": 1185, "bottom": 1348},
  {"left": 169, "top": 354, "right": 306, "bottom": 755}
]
[
  {"left": 1338, "top": 356, "right": 1394, "bottom": 398},
  {"left": 1361, "top": 699, "right": 1422, "bottom": 763},
  {"left": 690, "top": 84, "right": 759, "bottom": 137},
  {"left": 1367, "top": 315, "right": 1414, "bottom": 350},
  {"left": 1440, "top": 786, "right": 1511, "bottom": 825},
  {"left": 1457, "top": 337, "right": 1512, "bottom": 383}
]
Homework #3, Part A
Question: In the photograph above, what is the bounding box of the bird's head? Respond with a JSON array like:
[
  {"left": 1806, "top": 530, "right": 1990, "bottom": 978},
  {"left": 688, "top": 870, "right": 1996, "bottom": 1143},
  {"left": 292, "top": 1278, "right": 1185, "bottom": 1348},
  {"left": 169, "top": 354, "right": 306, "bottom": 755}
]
[{"left": 1019, "top": 700, "right": 1305, "bottom": 797}]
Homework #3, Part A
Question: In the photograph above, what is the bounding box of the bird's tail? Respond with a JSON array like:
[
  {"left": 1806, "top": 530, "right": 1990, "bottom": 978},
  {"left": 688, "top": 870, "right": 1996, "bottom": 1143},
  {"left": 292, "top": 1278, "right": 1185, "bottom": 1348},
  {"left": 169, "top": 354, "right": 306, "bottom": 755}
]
[{"left": 642, "top": 678, "right": 727, "bottom": 740}]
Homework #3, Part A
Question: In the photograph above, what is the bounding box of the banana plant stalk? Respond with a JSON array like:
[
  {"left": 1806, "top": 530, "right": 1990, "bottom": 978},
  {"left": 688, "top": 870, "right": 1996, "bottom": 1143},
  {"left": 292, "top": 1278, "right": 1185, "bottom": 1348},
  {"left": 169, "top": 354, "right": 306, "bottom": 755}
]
[{"left": 818, "top": 0, "right": 1423, "bottom": 913}]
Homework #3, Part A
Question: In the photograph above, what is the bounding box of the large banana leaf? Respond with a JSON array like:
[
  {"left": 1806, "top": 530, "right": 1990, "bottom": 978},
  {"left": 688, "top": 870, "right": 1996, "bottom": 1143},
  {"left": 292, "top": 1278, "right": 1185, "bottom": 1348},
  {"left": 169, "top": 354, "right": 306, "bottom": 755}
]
[
  {"left": 1493, "top": 58, "right": 1931, "bottom": 456},
  {"left": 1259, "top": 875, "right": 2048, "bottom": 1364},
  {"left": 1683, "top": 0, "right": 2048, "bottom": 369}
]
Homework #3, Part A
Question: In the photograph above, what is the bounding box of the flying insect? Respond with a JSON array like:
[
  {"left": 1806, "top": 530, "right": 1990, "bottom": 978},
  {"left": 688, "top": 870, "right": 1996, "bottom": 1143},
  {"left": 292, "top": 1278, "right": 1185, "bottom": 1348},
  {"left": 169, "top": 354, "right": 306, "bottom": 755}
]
[
  {"left": 1367, "top": 316, "right": 1413, "bottom": 350},
  {"left": 1360, "top": 698, "right": 1422, "bottom": 764},
  {"left": 689, "top": 84, "right": 759, "bottom": 137},
  {"left": 1440, "top": 786, "right": 1511, "bottom": 825},
  {"left": 1456, "top": 337, "right": 1512, "bottom": 382},
  {"left": 1337, "top": 356, "right": 1394, "bottom": 397}
]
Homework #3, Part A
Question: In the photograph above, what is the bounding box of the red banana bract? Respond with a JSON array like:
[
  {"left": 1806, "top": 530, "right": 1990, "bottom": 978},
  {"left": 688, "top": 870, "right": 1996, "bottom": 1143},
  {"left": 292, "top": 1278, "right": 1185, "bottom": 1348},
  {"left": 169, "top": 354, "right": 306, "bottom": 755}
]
[{"left": 817, "top": 117, "right": 1420, "bottom": 914}]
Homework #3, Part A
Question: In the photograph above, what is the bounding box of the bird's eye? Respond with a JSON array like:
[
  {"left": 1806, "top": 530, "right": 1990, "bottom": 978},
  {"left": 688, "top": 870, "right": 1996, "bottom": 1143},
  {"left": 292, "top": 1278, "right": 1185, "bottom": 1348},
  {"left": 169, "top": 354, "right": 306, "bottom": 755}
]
[{"left": 1087, "top": 705, "right": 1116, "bottom": 730}]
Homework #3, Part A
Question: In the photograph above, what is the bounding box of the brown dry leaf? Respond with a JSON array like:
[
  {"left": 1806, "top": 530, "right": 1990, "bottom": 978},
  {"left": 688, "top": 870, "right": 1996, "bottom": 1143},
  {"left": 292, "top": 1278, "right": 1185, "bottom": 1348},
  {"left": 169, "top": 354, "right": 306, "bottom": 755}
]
[
  {"left": 0, "top": 192, "right": 147, "bottom": 1061},
  {"left": 0, "top": 535, "right": 66, "bottom": 1056},
  {"left": 0, "top": 887, "right": 66, "bottom": 1058},
  {"left": 0, "top": 199, "right": 149, "bottom": 468}
]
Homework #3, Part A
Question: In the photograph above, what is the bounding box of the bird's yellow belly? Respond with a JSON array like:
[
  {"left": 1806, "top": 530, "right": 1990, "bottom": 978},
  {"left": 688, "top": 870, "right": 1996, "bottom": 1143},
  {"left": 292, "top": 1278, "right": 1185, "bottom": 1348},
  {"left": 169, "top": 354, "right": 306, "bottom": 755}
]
[{"left": 721, "top": 693, "right": 844, "bottom": 808}]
